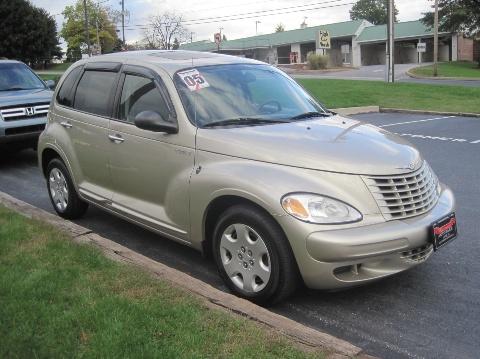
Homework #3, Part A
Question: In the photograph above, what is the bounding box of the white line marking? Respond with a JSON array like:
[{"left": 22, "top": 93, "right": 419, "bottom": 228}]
[
  {"left": 379, "top": 116, "right": 456, "bottom": 128},
  {"left": 372, "top": 69, "right": 384, "bottom": 73},
  {"left": 395, "top": 132, "right": 480, "bottom": 144}
]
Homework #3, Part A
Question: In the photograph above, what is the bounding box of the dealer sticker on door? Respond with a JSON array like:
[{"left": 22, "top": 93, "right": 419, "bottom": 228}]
[{"left": 177, "top": 69, "right": 210, "bottom": 91}]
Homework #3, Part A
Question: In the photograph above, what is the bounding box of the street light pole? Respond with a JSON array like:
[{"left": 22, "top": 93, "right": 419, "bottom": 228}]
[
  {"left": 433, "top": 0, "right": 439, "bottom": 76},
  {"left": 83, "top": 0, "right": 91, "bottom": 57}
]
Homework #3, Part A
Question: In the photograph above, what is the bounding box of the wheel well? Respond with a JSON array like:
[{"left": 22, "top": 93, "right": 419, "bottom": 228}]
[
  {"left": 41, "top": 148, "right": 61, "bottom": 177},
  {"left": 202, "top": 195, "right": 280, "bottom": 258}
]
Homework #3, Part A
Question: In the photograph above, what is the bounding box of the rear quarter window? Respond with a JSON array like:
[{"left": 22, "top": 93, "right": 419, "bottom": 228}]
[{"left": 56, "top": 66, "right": 82, "bottom": 107}]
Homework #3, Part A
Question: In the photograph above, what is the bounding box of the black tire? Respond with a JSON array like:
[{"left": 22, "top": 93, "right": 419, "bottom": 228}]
[
  {"left": 212, "top": 204, "right": 298, "bottom": 305},
  {"left": 46, "top": 158, "right": 88, "bottom": 219}
]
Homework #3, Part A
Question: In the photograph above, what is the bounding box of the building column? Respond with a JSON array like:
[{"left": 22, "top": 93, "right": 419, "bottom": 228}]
[
  {"left": 452, "top": 34, "right": 458, "bottom": 61},
  {"left": 418, "top": 39, "right": 422, "bottom": 64},
  {"left": 351, "top": 39, "right": 361, "bottom": 67}
]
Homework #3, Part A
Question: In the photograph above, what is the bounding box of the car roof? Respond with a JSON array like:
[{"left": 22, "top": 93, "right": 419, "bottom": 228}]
[{"left": 76, "top": 50, "right": 267, "bottom": 76}]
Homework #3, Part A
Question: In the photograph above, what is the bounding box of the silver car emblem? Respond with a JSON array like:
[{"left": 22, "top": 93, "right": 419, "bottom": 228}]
[
  {"left": 397, "top": 160, "right": 418, "bottom": 171},
  {"left": 25, "top": 107, "right": 35, "bottom": 116}
]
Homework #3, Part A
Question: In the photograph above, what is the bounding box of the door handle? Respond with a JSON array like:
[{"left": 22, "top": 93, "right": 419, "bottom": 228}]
[
  {"left": 108, "top": 134, "right": 125, "bottom": 143},
  {"left": 60, "top": 121, "right": 72, "bottom": 128}
]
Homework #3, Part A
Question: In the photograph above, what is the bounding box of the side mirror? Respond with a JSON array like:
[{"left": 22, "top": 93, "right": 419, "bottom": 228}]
[
  {"left": 134, "top": 111, "right": 178, "bottom": 134},
  {"left": 45, "top": 80, "right": 55, "bottom": 89}
]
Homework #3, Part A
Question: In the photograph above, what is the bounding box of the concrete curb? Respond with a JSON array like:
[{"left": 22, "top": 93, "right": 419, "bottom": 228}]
[
  {"left": 406, "top": 69, "right": 480, "bottom": 82},
  {"left": 380, "top": 107, "right": 480, "bottom": 118},
  {"left": 332, "top": 106, "right": 380, "bottom": 116},
  {"left": 0, "top": 191, "right": 373, "bottom": 359}
]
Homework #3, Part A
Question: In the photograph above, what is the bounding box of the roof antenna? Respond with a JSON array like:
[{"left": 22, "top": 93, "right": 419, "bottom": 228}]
[{"left": 192, "top": 56, "right": 198, "bottom": 128}]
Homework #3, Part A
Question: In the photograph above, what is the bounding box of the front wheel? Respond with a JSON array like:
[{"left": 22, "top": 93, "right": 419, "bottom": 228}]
[
  {"left": 213, "top": 205, "right": 298, "bottom": 305},
  {"left": 46, "top": 158, "right": 88, "bottom": 219}
]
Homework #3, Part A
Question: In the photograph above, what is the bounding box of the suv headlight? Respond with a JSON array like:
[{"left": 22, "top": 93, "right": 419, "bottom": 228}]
[{"left": 281, "top": 193, "right": 362, "bottom": 224}]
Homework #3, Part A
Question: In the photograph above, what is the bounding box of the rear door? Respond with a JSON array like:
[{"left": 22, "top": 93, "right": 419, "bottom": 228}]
[
  {"left": 68, "top": 62, "right": 121, "bottom": 204},
  {"left": 108, "top": 65, "right": 194, "bottom": 242}
]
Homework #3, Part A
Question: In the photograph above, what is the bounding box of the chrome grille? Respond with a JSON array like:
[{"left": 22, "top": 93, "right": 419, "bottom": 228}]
[
  {"left": 362, "top": 161, "right": 440, "bottom": 220},
  {"left": 0, "top": 103, "right": 49, "bottom": 121}
]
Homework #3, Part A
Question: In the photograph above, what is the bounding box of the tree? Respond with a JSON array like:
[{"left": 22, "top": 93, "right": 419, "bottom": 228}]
[
  {"left": 421, "top": 0, "right": 480, "bottom": 66},
  {"left": 222, "top": 34, "right": 228, "bottom": 41},
  {"left": 172, "top": 38, "right": 180, "bottom": 50},
  {"left": 0, "top": 0, "right": 61, "bottom": 65},
  {"left": 350, "top": 0, "right": 398, "bottom": 25},
  {"left": 275, "top": 23, "right": 285, "bottom": 32},
  {"left": 144, "top": 12, "right": 189, "bottom": 50},
  {"left": 61, "top": 0, "right": 119, "bottom": 58}
]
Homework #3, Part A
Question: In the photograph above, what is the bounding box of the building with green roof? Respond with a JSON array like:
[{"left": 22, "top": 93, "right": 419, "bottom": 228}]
[{"left": 180, "top": 19, "right": 474, "bottom": 67}]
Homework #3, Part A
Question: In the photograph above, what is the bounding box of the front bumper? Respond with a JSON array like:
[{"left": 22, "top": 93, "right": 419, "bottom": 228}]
[
  {"left": 0, "top": 117, "right": 46, "bottom": 145},
  {"left": 283, "top": 186, "right": 455, "bottom": 290}
]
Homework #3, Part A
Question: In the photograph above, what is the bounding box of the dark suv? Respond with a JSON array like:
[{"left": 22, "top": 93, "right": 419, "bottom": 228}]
[{"left": 0, "top": 60, "right": 54, "bottom": 151}]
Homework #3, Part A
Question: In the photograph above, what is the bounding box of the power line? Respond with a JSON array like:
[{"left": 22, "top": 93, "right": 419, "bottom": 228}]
[
  {"left": 184, "top": 0, "right": 348, "bottom": 23},
  {"left": 119, "top": 0, "right": 354, "bottom": 29}
]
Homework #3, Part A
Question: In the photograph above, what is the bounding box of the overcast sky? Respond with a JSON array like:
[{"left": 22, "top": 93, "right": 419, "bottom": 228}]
[{"left": 31, "top": 0, "right": 433, "bottom": 47}]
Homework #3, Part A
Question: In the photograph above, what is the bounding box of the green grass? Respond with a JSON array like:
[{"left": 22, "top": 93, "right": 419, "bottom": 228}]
[
  {"left": 45, "top": 62, "right": 74, "bottom": 72},
  {"left": 38, "top": 73, "right": 61, "bottom": 83},
  {"left": 0, "top": 206, "right": 320, "bottom": 359},
  {"left": 410, "top": 61, "right": 480, "bottom": 78},
  {"left": 297, "top": 78, "right": 480, "bottom": 114}
]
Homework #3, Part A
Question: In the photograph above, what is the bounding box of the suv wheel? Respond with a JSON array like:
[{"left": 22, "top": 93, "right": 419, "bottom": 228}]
[
  {"left": 46, "top": 158, "right": 88, "bottom": 219},
  {"left": 213, "top": 205, "right": 298, "bottom": 305}
]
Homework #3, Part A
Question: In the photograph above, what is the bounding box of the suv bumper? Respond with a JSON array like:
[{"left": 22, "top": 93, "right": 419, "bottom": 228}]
[
  {"left": 283, "top": 186, "right": 455, "bottom": 290},
  {"left": 0, "top": 117, "right": 46, "bottom": 146}
]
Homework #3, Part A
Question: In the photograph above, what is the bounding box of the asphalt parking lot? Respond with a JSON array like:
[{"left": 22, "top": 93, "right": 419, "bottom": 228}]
[{"left": 1, "top": 112, "right": 479, "bottom": 359}]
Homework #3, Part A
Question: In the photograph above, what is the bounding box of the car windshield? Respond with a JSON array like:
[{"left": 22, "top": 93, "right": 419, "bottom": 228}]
[
  {"left": 0, "top": 62, "right": 46, "bottom": 91},
  {"left": 174, "top": 64, "right": 329, "bottom": 128}
]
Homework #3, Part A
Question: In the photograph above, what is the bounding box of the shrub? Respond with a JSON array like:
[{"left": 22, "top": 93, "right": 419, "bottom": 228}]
[{"left": 307, "top": 53, "right": 329, "bottom": 70}]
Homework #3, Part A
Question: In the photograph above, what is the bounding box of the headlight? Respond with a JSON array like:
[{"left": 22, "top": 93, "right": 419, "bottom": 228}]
[{"left": 281, "top": 193, "right": 362, "bottom": 224}]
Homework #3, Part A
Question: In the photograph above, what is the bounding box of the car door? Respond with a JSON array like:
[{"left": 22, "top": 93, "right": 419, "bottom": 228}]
[
  {"left": 108, "top": 65, "right": 194, "bottom": 242},
  {"left": 52, "top": 63, "right": 120, "bottom": 205},
  {"left": 67, "top": 63, "right": 121, "bottom": 204}
]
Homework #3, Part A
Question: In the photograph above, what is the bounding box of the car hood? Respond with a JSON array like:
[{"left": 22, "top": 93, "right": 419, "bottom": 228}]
[
  {"left": 0, "top": 88, "right": 53, "bottom": 107},
  {"left": 196, "top": 115, "right": 422, "bottom": 176}
]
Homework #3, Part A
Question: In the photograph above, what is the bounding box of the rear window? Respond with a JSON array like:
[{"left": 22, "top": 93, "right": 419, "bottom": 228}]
[
  {"left": 56, "top": 66, "right": 82, "bottom": 107},
  {"left": 74, "top": 70, "right": 117, "bottom": 117}
]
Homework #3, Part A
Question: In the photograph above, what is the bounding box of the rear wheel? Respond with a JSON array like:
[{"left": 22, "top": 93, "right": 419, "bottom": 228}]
[
  {"left": 213, "top": 204, "right": 298, "bottom": 305},
  {"left": 46, "top": 158, "right": 88, "bottom": 219}
]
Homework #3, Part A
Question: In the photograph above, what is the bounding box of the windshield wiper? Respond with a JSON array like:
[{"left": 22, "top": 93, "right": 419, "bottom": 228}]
[
  {"left": 202, "top": 117, "right": 287, "bottom": 128},
  {"left": 289, "top": 111, "right": 331, "bottom": 121}
]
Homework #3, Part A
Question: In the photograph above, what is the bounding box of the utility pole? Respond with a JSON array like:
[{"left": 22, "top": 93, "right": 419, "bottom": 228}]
[
  {"left": 121, "top": 0, "right": 125, "bottom": 44},
  {"left": 255, "top": 20, "right": 261, "bottom": 35},
  {"left": 433, "top": 0, "right": 439, "bottom": 76},
  {"left": 386, "top": 0, "right": 395, "bottom": 82},
  {"left": 219, "top": 27, "right": 224, "bottom": 39},
  {"left": 95, "top": 2, "right": 100, "bottom": 54},
  {"left": 83, "top": 0, "right": 91, "bottom": 57}
]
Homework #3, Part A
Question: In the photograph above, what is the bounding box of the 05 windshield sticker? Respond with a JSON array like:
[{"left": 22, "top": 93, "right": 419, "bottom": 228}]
[{"left": 177, "top": 69, "right": 210, "bottom": 91}]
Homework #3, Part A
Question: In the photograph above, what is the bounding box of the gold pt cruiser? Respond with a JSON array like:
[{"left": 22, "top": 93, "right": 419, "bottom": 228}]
[{"left": 38, "top": 51, "right": 458, "bottom": 304}]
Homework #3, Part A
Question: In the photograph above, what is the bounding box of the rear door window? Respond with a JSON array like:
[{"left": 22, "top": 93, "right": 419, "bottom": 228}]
[
  {"left": 56, "top": 66, "right": 82, "bottom": 107},
  {"left": 74, "top": 70, "right": 117, "bottom": 117}
]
